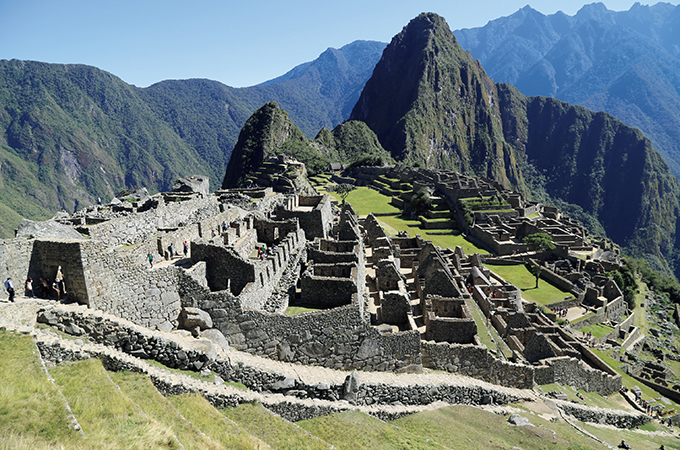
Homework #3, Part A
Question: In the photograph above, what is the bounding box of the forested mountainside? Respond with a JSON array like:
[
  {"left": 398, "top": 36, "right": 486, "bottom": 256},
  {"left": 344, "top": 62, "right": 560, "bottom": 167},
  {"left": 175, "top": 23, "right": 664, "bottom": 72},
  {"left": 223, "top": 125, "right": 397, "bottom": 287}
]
[
  {"left": 351, "top": 12, "right": 680, "bottom": 278},
  {"left": 454, "top": 2, "right": 680, "bottom": 178},
  {"left": 0, "top": 41, "right": 385, "bottom": 237},
  {"left": 222, "top": 102, "right": 389, "bottom": 189}
]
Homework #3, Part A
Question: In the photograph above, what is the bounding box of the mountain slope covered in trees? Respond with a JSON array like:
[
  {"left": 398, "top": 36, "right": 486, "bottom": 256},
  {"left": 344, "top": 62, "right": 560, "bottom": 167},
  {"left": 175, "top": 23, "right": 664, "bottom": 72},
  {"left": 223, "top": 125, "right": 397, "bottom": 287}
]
[{"left": 0, "top": 41, "right": 385, "bottom": 237}]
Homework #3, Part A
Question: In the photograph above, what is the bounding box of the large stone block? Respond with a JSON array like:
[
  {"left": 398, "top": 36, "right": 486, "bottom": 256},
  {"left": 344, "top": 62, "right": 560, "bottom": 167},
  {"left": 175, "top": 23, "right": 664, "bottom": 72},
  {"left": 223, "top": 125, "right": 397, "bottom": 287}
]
[{"left": 180, "top": 307, "right": 213, "bottom": 330}]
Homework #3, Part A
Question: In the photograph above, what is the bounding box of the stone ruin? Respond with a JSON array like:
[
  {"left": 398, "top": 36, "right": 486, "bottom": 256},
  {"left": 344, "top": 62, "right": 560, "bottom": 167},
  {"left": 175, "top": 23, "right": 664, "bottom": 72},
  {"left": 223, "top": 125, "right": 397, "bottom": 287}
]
[{"left": 0, "top": 171, "right": 623, "bottom": 395}]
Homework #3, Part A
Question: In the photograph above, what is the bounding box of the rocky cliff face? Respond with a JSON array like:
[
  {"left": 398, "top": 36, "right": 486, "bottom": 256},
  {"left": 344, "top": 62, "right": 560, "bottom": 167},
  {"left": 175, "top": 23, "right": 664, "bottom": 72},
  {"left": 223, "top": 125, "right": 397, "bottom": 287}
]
[{"left": 351, "top": 12, "right": 680, "bottom": 277}]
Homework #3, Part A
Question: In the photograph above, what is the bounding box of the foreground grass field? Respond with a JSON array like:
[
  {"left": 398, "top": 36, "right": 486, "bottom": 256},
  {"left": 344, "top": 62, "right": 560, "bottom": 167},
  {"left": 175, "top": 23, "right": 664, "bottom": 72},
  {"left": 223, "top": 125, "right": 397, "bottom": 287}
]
[{"left": 484, "top": 263, "right": 572, "bottom": 306}]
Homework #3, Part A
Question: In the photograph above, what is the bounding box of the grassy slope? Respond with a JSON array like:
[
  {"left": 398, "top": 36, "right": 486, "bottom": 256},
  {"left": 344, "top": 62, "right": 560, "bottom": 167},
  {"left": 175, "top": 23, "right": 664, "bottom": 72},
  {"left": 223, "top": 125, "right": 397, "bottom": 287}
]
[
  {"left": 0, "top": 332, "right": 81, "bottom": 448},
  {"left": 167, "top": 394, "right": 268, "bottom": 450},
  {"left": 49, "top": 358, "right": 180, "bottom": 449},
  {"left": 220, "top": 402, "right": 332, "bottom": 450},
  {"left": 391, "top": 404, "right": 598, "bottom": 450},
  {"left": 297, "top": 409, "right": 445, "bottom": 450},
  {"left": 108, "top": 371, "right": 222, "bottom": 450}
]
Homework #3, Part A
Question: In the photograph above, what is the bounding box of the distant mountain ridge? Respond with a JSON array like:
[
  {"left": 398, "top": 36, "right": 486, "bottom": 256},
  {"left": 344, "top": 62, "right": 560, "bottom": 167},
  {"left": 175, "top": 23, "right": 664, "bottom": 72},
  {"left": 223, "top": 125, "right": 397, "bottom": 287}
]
[
  {"left": 0, "top": 40, "right": 385, "bottom": 237},
  {"left": 454, "top": 2, "right": 680, "bottom": 177}
]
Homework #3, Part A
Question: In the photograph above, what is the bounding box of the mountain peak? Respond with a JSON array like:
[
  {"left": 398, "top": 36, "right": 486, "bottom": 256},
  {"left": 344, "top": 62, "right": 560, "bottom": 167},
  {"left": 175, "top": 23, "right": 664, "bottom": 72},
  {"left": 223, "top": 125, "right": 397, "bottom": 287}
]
[{"left": 350, "top": 13, "right": 515, "bottom": 184}]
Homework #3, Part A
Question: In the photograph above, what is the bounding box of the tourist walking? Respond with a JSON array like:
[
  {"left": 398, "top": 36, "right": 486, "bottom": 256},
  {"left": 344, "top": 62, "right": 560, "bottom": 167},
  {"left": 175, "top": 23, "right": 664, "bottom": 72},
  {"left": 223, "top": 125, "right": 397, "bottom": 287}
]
[
  {"left": 4, "top": 277, "right": 14, "bottom": 302},
  {"left": 183, "top": 241, "right": 188, "bottom": 258},
  {"left": 148, "top": 252, "right": 154, "bottom": 268}
]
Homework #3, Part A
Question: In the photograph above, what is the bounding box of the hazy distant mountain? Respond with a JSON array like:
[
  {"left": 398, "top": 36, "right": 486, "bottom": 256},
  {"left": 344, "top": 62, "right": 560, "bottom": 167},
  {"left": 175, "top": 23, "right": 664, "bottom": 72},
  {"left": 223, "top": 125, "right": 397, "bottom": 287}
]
[
  {"left": 454, "top": 2, "right": 680, "bottom": 177},
  {"left": 351, "top": 12, "right": 680, "bottom": 278},
  {"left": 0, "top": 41, "right": 385, "bottom": 237}
]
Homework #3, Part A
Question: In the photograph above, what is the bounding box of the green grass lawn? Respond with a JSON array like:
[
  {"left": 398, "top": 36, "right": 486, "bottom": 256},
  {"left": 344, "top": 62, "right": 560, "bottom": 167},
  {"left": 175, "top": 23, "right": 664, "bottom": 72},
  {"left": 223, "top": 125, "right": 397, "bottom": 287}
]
[
  {"left": 109, "top": 371, "right": 222, "bottom": 450},
  {"left": 391, "top": 404, "right": 598, "bottom": 450},
  {"left": 50, "top": 358, "right": 180, "bottom": 449},
  {"left": 484, "top": 264, "right": 571, "bottom": 306},
  {"left": 577, "top": 323, "right": 614, "bottom": 339},
  {"left": 634, "top": 282, "right": 649, "bottom": 333},
  {"left": 0, "top": 331, "right": 83, "bottom": 448},
  {"left": 285, "top": 305, "right": 323, "bottom": 315},
  {"left": 326, "top": 186, "right": 401, "bottom": 216},
  {"left": 323, "top": 184, "right": 488, "bottom": 255}
]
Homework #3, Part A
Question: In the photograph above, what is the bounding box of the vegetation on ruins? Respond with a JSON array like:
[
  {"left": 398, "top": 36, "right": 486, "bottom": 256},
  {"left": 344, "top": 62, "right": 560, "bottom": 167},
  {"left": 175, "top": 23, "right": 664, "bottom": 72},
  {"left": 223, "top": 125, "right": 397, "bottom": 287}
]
[
  {"left": 522, "top": 233, "right": 556, "bottom": 288},
  {"left": 627, "top": 257, "right": 680, "bottom": 305},
  {"left": 333, "top": 183, "right": 357, "bottom": 206},
  {"left": 408, "top": 187, "right": 433, "bottom": 217},
  {"left": 608, "top": 262, "right": 638, "bottom": 309}
]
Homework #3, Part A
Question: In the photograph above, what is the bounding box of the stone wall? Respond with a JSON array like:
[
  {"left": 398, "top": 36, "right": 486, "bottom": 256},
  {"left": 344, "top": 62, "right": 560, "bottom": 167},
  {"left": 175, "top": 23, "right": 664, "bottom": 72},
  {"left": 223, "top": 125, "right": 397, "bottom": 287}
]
[
  {"left": 420, "top": 340, "right": 534, "bottom": 389},
  {"left": 86, "top": 195, "right": 220, "bottom": 248},
  {"left": 276, "top": 195, "right": 332, "bottom": 241},
  {"left": 533, "top": 356, "right": 622, "bottom": 395},
  {"left": 0, "top": 238, "right": 40, "bottom": 296},
  {"left": 558, "top": 402, "right": 650, "bottom": 428},
  {"left": 79, "top": 241, "right": 182, "bottom": 328},
  {"left": 37, "top": 304, "right": 215, "bottom": 371},
  {"left": 191, "top": 228, "right": 305, "bottom": 311},
  {"left": 301, "top": 266, "right": 358, "bottom": 308},
  {"left": 181, "top": 267, "right": 421, "bottom": 372}
]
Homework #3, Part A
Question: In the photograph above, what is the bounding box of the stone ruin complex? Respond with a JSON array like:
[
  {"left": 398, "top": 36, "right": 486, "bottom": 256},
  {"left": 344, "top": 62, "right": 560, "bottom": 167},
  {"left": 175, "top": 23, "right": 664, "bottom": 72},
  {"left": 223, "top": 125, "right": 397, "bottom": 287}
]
[{"left": 0, "top": 168, "right": 630, "bottom": 400}]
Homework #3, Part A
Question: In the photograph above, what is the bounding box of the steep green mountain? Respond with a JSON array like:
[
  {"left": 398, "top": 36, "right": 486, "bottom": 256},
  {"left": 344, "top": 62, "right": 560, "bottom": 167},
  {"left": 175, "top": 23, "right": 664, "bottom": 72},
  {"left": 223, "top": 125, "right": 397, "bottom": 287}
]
[
  {"left": 221, "top": 102, "right": 325, "bottom": 188},
  {"left": 350, "top": 13, "right": 521, "bottom": 188},
  {"left": 0, "top": 41, "right": 384, "bottom": 238},
  {"left": 351, "top": 12, "right": 680, "bottom": 278},
  {"left": 313, "top": 120, "right": 392, "bottom": 165},
  {"left": 222, "top": 103, "right": 390, "bottom": 189},
  {"left": 454, "top": 2, "right": 680, "bottom": 178}
]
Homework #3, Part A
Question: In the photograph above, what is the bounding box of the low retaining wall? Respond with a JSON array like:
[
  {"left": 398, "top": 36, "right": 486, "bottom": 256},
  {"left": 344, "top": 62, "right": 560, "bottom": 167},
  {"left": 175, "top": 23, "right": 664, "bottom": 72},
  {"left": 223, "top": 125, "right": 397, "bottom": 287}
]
[
  {"left": 558, "top": 402, "right": 651, "bottom": 428},
  {"left": 534, "top": 356, "right": 622, "bottom": 396},
  {"left": 421, "top": 341, "right": 534, "bottom": 389}
]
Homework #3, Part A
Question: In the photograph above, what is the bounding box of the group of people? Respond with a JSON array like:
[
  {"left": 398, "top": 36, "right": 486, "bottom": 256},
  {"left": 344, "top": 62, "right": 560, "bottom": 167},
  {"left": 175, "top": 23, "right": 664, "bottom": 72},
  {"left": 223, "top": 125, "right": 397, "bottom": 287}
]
[
  {"left": 256, "top": 244, "right": 277, "bottom": 260},
  {"left": 635, "top": 391, "right": 676, "bottom": 421},
  {"left": 553, "top": 307, "right": 569, "bottom": 318},
  {"left": 4, "top": 275, "right": 67, "bottom": 302},
  {"left": 147, "top": 241, "right": 190, "bottom": 268}
]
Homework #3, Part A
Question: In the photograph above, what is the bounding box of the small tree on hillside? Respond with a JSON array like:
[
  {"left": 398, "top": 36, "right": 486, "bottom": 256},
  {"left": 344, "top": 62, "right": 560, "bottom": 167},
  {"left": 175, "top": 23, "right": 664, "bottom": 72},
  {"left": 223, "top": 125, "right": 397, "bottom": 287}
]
[
  {"left": 409, "top": 187, "right": 433, "bottom": 218},
  {"left": 335, "top": 183, "right": 356, "bottom": 205},
  {"left": 523, "top": 232, "right": 556, "bottom": 288}
]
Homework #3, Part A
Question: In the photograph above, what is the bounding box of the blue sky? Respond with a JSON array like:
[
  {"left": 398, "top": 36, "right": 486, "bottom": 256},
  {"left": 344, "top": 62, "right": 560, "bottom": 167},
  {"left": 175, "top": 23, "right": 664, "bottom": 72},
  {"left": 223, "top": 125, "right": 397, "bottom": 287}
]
[{"left": 0, "top": 1, "right": 668, "bottom": 88}]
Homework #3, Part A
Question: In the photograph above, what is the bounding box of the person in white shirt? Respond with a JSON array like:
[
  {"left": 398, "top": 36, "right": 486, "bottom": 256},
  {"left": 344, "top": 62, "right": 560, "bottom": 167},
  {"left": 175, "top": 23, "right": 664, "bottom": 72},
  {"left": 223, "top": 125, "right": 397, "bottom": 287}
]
[{"left": 4, "top": 278, "right": 15, "bottom": 302}]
